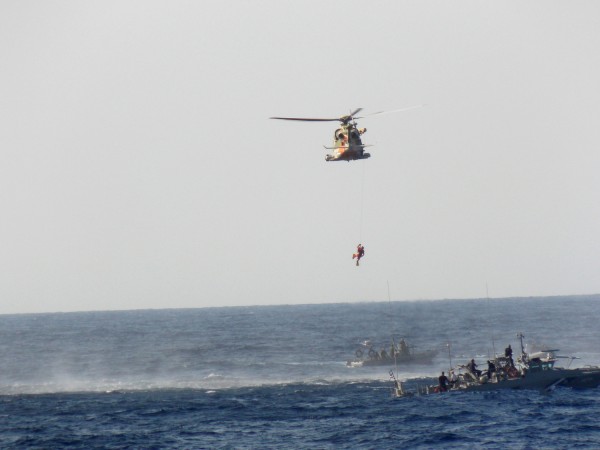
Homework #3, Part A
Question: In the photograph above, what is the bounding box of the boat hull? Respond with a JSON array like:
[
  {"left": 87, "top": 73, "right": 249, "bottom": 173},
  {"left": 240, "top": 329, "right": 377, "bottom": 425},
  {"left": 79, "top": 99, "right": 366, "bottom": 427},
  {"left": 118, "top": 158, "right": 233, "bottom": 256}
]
[{"left": 451, "top": 367, "right": 600, "bottom": 392}]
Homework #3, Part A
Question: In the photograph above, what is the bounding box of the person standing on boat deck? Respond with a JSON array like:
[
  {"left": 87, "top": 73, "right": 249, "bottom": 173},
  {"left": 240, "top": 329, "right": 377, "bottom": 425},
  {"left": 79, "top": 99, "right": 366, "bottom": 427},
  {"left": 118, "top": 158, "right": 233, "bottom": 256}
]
[
  {"left": 467, "top": 359, "right": 482, "bottom": 377},
  {"left": 505, "top": 344, "right": 514, "bottom": 367},
  {"left": 438, "top": 371, "right": 449, "bottom": 392},
  {"left": 487, "top": 360, "right": 496, "bottom": 380},
  {"left": 380, "top": 348, "right": 388, "bottom": 360},
  {"left": 449, "top": 370, "right": 458, "bottom": 387},
  {"left": 399, "top": 339, "right": 408, "bottom": 356}
]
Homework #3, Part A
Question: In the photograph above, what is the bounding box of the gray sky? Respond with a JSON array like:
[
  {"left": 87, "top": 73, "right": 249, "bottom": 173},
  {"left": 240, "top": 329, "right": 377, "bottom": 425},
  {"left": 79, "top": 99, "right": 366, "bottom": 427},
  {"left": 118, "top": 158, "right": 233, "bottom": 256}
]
[{"left": 1, "top": 1, "right": 599, "bottom": 314}]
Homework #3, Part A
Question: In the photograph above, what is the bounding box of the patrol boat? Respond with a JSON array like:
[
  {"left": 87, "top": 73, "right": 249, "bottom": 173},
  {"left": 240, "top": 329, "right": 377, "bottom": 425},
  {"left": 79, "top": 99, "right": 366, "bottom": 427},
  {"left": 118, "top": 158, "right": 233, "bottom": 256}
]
[
  {"left": 393, "top": 333, "right": 600, "bottom": 397},
  {"left": 347, "top": 338, "right": 438, "bottom": 367}
]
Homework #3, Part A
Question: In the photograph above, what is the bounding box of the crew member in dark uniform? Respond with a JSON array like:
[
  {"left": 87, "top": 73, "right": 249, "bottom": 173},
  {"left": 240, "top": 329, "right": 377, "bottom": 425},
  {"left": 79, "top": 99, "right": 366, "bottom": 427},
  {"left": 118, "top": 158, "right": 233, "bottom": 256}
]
[
  {"left": 467, "top": 359, "right": 482, "bottom": 377},
  {"left": 487, "top": 360, "right": 496, "bottom": 380},
  {"left": 505, "top": 344, "right": 514, "bottom": 367},
  {"left": 438, "top": 371, "right": 449, "bottom": 392}
]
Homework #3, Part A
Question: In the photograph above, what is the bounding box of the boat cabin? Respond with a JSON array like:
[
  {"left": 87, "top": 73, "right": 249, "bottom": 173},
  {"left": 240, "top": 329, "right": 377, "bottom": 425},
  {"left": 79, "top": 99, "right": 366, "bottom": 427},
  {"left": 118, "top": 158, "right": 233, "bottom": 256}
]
[{"left": 527, "top": 357, "right": 556, "bottom": 373}]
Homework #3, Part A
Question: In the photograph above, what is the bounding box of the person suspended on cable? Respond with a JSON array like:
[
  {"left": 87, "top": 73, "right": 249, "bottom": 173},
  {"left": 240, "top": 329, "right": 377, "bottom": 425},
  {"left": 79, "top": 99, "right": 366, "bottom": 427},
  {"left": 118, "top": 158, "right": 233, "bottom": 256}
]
[{"left": 352, "top": 243, "right": 365, "bottom": 266}]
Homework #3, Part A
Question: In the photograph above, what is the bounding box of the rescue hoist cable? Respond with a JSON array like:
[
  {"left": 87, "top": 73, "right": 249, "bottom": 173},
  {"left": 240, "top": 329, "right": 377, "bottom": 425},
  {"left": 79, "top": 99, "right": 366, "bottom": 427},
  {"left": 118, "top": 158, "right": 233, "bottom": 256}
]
[{"left": 358, "top": 159, "right": 366, "bottom": 243}]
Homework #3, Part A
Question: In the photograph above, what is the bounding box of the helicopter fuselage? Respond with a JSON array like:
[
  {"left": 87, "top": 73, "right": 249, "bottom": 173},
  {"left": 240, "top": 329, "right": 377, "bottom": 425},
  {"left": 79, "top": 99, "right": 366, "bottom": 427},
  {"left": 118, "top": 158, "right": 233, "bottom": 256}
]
[
  {"left": 325, "top": 123, "right": 370, "bottom": 162},
  {"left": 271, "top": 106, "right": 421, "bottom": 161}
]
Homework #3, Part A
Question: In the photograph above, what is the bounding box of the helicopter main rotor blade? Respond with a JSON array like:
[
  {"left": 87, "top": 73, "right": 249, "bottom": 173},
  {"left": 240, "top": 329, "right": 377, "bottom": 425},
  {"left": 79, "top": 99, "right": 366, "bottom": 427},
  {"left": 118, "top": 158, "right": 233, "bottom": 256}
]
[
  {"left": 355, "top": 104, "right": 424, "bottom": 119},
  {"left": 349, "top": 107, "right": 363, "bottom": 117},
  {"left": 269, "top": 117, "right": 340, "bottom": 122}
]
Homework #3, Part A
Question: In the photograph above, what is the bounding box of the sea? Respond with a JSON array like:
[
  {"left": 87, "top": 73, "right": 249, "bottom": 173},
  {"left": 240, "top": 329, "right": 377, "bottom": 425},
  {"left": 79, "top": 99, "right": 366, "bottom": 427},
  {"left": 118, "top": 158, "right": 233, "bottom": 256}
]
[{"left": 1, "top": 295, "right": 600, "bottom": 449}]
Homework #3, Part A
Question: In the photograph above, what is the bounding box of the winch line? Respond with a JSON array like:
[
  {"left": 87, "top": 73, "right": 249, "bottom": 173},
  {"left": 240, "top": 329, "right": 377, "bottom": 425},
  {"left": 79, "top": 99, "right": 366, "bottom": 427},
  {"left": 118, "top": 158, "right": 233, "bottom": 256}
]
[{"left": 358, "top": 160, "right": 366, "bottom": 243}]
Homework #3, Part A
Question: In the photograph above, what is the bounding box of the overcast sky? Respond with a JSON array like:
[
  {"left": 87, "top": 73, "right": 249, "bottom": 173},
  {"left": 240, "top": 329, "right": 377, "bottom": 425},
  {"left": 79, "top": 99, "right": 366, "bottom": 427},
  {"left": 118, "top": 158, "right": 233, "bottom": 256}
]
[{"left": 1, "top": 1, "right": 599, "bottom": 314}]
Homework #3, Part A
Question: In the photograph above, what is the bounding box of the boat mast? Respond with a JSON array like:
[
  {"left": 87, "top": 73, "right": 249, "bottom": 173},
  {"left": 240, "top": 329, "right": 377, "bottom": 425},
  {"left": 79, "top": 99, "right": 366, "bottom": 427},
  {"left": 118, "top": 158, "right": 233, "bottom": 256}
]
[
  {"left": 487, "top": 282, "right": 497, "bottom": 357},
  {"left": 517, "top": 332, "right": 526, "bottom": 357},
  {"left": 388, "top": 281, "right": 404, "bottom": 395},
  {"left": 387, "top": 280, "right": 398, "bottom": 371}
]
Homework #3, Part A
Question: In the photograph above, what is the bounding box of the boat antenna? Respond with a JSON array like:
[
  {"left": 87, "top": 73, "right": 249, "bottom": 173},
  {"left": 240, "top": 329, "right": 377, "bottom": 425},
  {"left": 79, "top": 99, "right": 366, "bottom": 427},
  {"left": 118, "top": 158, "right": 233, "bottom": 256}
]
[
  {"left": 386, "top": 280, "right": 402, "bottom": 389},
  {"left": 517, "top": 332, "right": 526, "bottom": 357},
  {"left": 387, "top": 281, "right": 397, "bottom": 366},
  {"left": 387, "top": 280, "right": 402, "bottom": 393},
  {"left": 487, "top": 282, "right": 497, "bottom": 357}
]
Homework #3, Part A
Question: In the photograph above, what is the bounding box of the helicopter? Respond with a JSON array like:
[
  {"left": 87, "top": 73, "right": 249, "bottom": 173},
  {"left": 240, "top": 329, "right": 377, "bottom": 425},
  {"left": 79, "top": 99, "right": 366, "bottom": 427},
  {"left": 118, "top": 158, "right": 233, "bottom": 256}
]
[{"left": 270, "top": 106, "right": 422, "bottom": 162}]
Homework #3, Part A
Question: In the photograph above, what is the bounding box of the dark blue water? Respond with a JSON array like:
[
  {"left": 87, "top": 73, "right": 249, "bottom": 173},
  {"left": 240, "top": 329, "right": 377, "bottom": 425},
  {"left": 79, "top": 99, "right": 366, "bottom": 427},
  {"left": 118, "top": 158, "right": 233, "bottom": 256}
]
[{"left": 2, "top": 295, "right": 600, "bottom": 448}]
